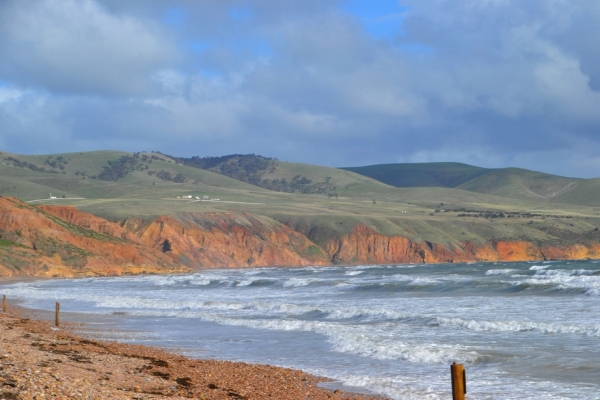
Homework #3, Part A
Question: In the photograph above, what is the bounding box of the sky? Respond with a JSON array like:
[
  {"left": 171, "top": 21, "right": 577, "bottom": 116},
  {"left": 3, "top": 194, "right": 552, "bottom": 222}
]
[{"left": 1, "top": 0, "right": 600, "bottom": 178}]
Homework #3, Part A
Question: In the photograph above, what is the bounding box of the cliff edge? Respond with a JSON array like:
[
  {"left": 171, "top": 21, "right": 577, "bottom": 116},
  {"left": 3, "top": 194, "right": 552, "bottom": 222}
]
[{"left": 0, "top": 197, "right": 189, "bottom": 277}]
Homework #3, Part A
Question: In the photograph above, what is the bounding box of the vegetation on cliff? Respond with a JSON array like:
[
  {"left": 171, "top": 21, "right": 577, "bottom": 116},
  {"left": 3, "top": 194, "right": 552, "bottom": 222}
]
[
  {"left": 167, "top": 153, "right": 337, "bottom": 194},
  {"left": 0, "top": 197, "right": 189, "bottom": 277}
]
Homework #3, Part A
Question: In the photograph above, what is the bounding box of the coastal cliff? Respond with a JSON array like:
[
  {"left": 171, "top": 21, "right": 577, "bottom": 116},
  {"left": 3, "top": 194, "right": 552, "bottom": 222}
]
[
  {"left": 282, "top": 222, "right": 600, "bottom": 264},
  {"left": 4, "top": 198, "right": 600, "bottom": 277},
  {"left": 0, "top": 197, "right": 188, "bottom": 277},
  {"left": 120, "top": 213, "right": 332, "bottom": 269}
]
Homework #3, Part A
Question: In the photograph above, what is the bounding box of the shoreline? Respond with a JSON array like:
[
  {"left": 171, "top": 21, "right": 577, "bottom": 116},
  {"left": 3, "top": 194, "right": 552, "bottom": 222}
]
[
  {"left": 0, "top": 302, "right": 387, "bottom": 400},
  {"left": 0, "top": 256, "right": 596, "bottom": 284}
]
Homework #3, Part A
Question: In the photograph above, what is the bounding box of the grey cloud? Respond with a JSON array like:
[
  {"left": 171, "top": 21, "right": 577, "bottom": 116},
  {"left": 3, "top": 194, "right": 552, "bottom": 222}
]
[
  {"left": 0, "top": 0, "right": 177, "bottom": 95},
  {"left": 1, "top": 0, "right": 600, "bottom": 178}
]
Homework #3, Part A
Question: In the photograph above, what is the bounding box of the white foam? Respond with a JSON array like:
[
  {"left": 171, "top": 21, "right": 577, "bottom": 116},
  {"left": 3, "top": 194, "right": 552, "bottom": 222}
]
[
  {"left": 283, "top": 278, "right": 312, "bottom": 287},
  {"left": 196, "top": 313, "right": 483, "bottom": 365},
  {"left": 435, "top": 317, "right": 600, "bottom": 337},
  {"left": 328, "top": 326, "right": 482, "bottom": 364},
  {"left": 529, "top": 265, "right": 549, "bottom": 270},
  {"left": 408, "top": 277, "right": 441, "bottom": 286},
  {"left": 523, "top": 270, "right": 600, "bottom": 295},
  {"left": 485, "top": 269, "right": 515, "bottom": 275},
  {"left": 345, "top": 270, "right": 364, "bottom": 276}
]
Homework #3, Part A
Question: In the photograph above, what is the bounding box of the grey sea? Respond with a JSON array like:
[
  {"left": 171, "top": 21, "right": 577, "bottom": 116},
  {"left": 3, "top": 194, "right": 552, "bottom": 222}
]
[{"left": 2, "top": 260, "right": 600, "bottom": 399}]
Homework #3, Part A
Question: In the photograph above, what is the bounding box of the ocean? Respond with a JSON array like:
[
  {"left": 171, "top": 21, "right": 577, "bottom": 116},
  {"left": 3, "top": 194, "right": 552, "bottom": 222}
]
[{"left": 2, "top": 260, "right": 600, "bottom": 399}]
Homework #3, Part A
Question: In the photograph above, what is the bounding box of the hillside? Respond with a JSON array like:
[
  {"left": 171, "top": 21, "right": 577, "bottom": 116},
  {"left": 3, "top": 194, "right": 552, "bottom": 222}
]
[
  {"left": 168, "top": 153, "right": 391, "bottom": 197},
  {"left": 342, "top": 162, "right": 491, "bottom": 188},
  {"left": 342, "top": 161, "right": 598, "bottom": 206},
  {"left": 2, "top": 150, "right": 600, "bottom": 276}
]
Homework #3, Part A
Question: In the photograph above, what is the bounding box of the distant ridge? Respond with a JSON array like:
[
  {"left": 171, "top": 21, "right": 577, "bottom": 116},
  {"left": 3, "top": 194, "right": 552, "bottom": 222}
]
[
  {"left": 340, "top": 162, "right": 598, "bottom": 204},
  {"left": 341, "top": 162, "right": 491, "bottom": 188},
  {"left": 0, "top": 150, "right": 599, "bottom": 208}
]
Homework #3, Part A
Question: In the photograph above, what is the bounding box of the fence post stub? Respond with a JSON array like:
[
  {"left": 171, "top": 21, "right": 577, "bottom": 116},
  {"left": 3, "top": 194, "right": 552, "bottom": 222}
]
[{"left": 451, "top": 362, "right": 466, "bottom": 400}]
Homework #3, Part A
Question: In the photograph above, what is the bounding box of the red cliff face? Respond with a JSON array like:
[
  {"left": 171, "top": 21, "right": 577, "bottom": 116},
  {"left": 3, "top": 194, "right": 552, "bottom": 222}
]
[
  {"left": 320, "top": 225, "right": 483, "bottom": 264},
  {"left": 0, "top": 197, "right": 188, "bottom": 277},
  {"left": 39, "top": 205, "right": 141, "bottom": 243},
  {"left": 309, "top": 225, "right": 600, "bottom": 265},
  {"left": 121, "top": 213, "right": 332, "bottom": 269},
  {"left": 4, "top": 198, "right": 599, "bottom": 277}
]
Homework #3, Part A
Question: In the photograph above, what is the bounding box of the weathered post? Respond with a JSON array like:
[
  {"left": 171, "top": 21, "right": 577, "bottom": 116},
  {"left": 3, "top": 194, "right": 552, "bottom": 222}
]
[
  {"left": 2, "top": 294, "right": 6, "bottom": 313},
  {"left": 451, "top": 362, "right": 466, "bottom": 400},
  {"left": 55, "top": 302, "right": 60, "bottom": 327}
]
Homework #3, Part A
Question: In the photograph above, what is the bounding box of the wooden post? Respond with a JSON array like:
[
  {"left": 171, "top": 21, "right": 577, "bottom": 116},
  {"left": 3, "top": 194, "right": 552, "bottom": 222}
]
[
  {"left": 55, "top": 302, "right": 60, "bottom": 327},
  {"left": 451, "top": 362, "right": 466, "bottom": 400},
  {"left": 2, "top": 294, "right": 6, "bottom": 313}
]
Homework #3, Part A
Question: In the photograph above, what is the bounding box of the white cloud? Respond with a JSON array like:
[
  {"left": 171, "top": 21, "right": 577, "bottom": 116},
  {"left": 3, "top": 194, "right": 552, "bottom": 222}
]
[
  {"left": 0, "top": 0, "right": 176, "bottom": 95},
  {"left": 1, "top": 0, "right": 600, "bottom": 177}
]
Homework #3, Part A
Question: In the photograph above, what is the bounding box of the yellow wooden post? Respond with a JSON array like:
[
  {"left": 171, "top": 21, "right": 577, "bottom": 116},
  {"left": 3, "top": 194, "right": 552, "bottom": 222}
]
[
  {"left": 55, "top": 302, "right": 60, "bottom": 327},
  {"left": 451, "top": 362, "right": 466, "bottom": 400}
]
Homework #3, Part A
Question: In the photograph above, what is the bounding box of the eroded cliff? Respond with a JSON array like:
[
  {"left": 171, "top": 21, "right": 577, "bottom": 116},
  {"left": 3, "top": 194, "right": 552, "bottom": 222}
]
[
  {"left": 283, "top": 222, "right": 600, "bottom": 265},
  {"left": 5, "top": 198, "right": 600, "bottom": 277},
  {"left": 0, "top": 197, "right": 189, "bottom": 277},
  {"left": 121, "top": 213, "right": 332, "bottom": 269}
]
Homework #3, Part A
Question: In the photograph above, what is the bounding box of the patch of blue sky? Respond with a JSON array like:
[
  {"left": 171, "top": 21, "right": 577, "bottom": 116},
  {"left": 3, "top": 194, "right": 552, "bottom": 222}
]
[
  {"left": 189, "top": 38, "right": 272, "bottom": 57},
  {"left": 249, "top": 40, "right": 274, "bottom": 57},
  {"left": 342, "top": 0, "right": 408, "bottom": 40},
  {"left": 343, "top": 1, "right": 434, "bottom": 55},
  {"left": 197, "top": 69, "right": 220, "bottom": 79},
  {"left": 190, "top": 40, "right": 217, "bottom": 54},
  {"left": 164, "top": 7, "right": 185, "bottom": 28},
  {"left": 228, "top": 7, "right": 253, "bottom": 21},
  {"left": 397, "top": 43, "right": 435, "bottom": 54},
  {"left": 230, "top": 38, "right": 274, "bottom": 58}
]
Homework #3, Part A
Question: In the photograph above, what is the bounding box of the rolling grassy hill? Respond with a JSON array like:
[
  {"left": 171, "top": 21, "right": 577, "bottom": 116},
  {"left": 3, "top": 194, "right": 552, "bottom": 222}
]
[
  {"left": 342, "top": 162, "right": 599, "bottom": 207},
  {"left": 1, "top": 150, "right": 600, "bottom": 252},
  {"left": 342, "top": 162, "right": 491, "bottom": 188}
]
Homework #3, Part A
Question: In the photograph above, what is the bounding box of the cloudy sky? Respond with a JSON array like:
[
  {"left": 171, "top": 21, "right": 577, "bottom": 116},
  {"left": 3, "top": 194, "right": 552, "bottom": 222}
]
[{"left": 1, "top": 0, "right": 599, "bottom": 178}]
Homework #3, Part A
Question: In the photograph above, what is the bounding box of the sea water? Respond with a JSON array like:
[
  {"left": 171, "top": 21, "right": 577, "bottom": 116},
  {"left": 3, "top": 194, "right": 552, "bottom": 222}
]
[{"left": 2, "top": 261, "right": 600, "bottom": 399}]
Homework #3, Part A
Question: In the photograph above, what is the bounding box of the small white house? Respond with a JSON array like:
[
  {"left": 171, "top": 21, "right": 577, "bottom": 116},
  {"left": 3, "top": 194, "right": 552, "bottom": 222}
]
[
  {"left": 202, "top": 196, "right": 210, "bottom": 200},
  {"left": 182, "top": 195, "right": 193, "bottom": 199}
]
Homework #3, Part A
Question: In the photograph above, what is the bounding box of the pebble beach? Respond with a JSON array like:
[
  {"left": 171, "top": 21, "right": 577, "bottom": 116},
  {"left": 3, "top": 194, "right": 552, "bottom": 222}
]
[{"left": 0, "top": 305, "right": 384, "bottom": 400}]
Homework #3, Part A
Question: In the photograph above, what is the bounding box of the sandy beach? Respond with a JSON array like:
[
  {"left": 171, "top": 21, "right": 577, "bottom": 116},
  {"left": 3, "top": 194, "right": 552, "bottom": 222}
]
[{"left": 0, "top": 304, "right": 385, "bottom": 400}]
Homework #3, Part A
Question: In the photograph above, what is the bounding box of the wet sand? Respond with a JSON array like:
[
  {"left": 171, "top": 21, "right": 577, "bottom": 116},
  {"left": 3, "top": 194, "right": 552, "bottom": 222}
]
[{"left": 0, "top": 304, "right": 387, "bottom": 399}]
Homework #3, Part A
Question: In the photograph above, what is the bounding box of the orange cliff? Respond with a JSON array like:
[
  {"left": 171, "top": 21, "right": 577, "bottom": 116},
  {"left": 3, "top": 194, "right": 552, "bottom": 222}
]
[
  {"left": 39, "top": 205, "right": 141, "bottom": 243},
  {"left": 120, "top": 213, "right": 332, "bottom": 269},
  {"left": 16, "top": 201, "right": 600, "bottom": 275},
  {"left": 0, "top": 197, "right": 189, "bottom": 277},
  {"left": 285, "top": 224, "right": 600, "bottom": 265}
]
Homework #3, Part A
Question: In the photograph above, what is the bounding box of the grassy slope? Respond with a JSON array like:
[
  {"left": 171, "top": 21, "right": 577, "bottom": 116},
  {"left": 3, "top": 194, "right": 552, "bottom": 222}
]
[
  {"left": 343, "top": 161, "right": 600, "bottom": 207},
  {"left": 456, "top": 168, "right": 582, "bottom": 201},
  {"left": 341, "top": 162, "right": 491, "bottom": 188},
  {"left": 2, "top": 151, "right": 600, "bottom": 249}
]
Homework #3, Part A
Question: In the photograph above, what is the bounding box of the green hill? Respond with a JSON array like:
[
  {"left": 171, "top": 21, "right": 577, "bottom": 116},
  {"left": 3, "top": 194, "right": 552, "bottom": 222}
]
[
  {"left": 165, "top": 154, "right": 561, "bottom": 209},
  {"left": 2, "top": 150, "right": 600, "bottom": 256},
  {"left": 456, "top": 168, "right": 581, "bottom": 201},
  {"left": 341, "top": 162, "right": 600, "bottom": 207},
  {"left": 342, "top": 162, "right": 491, "bottom": 188},
  {"left": 168, "top": 153, "right": 384, "bottom": 196},
  {"left": 2, "top": 151, "right": 598, "bottom": 212}
]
